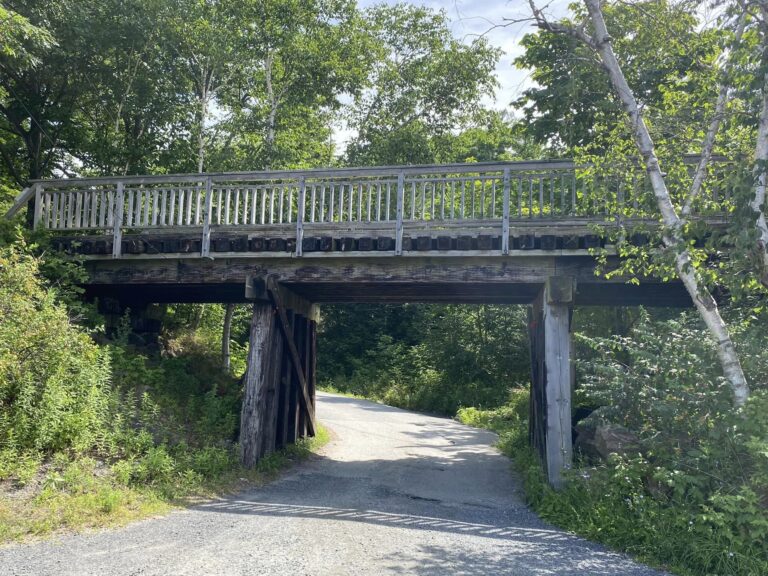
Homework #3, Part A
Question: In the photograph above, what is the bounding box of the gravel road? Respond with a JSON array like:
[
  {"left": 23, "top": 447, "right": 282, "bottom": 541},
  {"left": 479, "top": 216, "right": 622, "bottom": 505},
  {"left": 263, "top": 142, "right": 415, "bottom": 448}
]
[{"left": 0, "top": 392, "right": 664, "bottom": 575}]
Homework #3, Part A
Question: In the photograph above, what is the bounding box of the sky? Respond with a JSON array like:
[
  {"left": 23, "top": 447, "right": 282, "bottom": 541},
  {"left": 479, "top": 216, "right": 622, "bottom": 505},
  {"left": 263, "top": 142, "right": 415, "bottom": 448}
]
[{"left": 332, "top": 0, "right": 571, "bottom": 150}]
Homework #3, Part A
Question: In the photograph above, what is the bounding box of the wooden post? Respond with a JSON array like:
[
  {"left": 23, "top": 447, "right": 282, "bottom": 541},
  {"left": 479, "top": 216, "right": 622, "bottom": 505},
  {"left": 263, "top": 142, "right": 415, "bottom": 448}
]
[
  {"left": 112, "top": 182, "right": 124, "bottom": 258},
  {"left": 395, "top": 171, "right": 404, "bottom": 255},
  {"left": 544, "top": 277, "right": 574, "bottom": 489},
  {"left": 240, "top": 302, "right": 279, "bottom": 468},
  {"left": 32, "top": 184, "right": 44, "bottom": 229},
  {"left": 296, "top": 176, "right": 305, "bottom": 257},
  {"left": 529, "top": 277, "right": 574, "bottom": 489},
  {"left": 201, "top": 177, "right": 213, "bottom": 258},
  {"left": 501, "top": 169, "right": 511, "bottom": 254}
]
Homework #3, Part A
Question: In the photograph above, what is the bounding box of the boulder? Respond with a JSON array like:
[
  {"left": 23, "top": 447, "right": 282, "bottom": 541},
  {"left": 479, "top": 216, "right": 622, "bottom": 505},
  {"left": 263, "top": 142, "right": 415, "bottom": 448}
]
[{"left": 593, "top": 424, "right": 641, "bottom": 460}]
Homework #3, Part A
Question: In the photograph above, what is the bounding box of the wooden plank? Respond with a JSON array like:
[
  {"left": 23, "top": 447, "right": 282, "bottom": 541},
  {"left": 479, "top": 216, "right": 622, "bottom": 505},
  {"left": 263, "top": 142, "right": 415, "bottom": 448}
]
[
  {"left": 276, "top": 310, "right": 295, "bottom": 449},
  {"left": 266, "top": 277, "right": 316, "bottom": 435}
]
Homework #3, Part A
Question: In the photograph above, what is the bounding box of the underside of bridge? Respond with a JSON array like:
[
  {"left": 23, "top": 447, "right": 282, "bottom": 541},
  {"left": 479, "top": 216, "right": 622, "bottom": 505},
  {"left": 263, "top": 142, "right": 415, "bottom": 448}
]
[{"left": 76, "top": 251, "right": 691, "bottom": 489}]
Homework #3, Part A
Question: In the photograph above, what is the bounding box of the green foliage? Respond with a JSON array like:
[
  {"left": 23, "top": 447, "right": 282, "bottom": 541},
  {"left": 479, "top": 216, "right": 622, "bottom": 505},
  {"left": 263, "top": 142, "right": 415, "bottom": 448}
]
[
  {"left": 458, "top": 308, "right": 768, "bottom": 576},
  {"left": 319, "top": 304, "right": 530, "bottom": 415},
  {"left": 0, "top": 246, "right": 111, "bottom": 455}
]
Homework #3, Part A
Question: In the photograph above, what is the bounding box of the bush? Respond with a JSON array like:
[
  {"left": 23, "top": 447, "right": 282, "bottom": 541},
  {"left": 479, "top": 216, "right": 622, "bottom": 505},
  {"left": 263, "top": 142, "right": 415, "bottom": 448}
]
[{"left": 0, "top": 247, "right": 112, "bottom": 455}]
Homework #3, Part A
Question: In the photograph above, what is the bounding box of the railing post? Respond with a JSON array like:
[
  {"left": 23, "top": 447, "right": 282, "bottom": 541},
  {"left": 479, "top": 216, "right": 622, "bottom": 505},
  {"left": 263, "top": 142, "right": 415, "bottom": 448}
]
[
  {"left": 296, "top": 176, "right": 306, "bottom": 257},
  {"left": 201, "top": 177, "right": 213, "bottom": 258},
  {"left": 112, "top": 182, "right": 124, "bottom": 258},
  {"left": 395, "top": 171, "right": 404, "bottom": 255},
  {"left": 501, "top": 168, "right": 511, "bottom": 255},
  {"left": 32, "top": 184, "right": 44, "bottom": 229}
]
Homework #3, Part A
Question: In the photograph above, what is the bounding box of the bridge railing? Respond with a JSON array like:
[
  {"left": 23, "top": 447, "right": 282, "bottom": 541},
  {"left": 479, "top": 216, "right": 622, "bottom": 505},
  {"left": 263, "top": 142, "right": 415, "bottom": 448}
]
[{"left": 17, "top": 159, "right": 738, "bottom": 257}]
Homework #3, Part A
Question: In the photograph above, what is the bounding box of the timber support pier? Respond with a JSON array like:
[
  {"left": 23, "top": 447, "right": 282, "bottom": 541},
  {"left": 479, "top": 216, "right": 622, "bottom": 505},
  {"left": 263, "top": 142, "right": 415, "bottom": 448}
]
[{"left": 6, "top": 159, "right": 731, "bottom": 486}]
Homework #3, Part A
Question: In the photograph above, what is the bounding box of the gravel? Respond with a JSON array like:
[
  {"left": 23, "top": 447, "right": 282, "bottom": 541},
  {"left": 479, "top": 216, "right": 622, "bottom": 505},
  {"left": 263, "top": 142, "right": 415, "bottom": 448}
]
[{"left": 0, "top": 392, "right": 666, "bottom": 575}]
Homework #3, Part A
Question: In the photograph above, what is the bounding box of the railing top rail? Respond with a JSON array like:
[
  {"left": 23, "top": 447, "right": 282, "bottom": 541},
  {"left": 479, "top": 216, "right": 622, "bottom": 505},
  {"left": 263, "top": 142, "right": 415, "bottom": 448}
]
[{"left": 29, "top": 159, "right": 577, "bottom": 188}]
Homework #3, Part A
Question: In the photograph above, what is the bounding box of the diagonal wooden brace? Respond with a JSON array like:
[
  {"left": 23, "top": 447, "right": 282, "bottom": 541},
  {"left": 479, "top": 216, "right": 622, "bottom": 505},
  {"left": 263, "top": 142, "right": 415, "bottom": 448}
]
[{"left": 265, "top": 276, "right": 316, "bottom": 436}]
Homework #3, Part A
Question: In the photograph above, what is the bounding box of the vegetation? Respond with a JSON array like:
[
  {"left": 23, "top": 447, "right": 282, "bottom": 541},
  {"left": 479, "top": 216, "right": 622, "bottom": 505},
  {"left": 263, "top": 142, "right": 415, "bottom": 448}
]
[
  {"left": 0, "top": 243, "right": 328, "bottom": 542},
  {"left": 0, "top": 1, "right": 766, "bottom": 574},
  {"left": 458, "top": 310, "right": 768, "bottom": 576}
]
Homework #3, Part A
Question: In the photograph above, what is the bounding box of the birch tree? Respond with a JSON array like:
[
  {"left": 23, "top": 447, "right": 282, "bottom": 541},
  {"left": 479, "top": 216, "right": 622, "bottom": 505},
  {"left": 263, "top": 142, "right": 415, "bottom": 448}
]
[{"left": 523, "top": 0, "right": 751, "bottom": 405}]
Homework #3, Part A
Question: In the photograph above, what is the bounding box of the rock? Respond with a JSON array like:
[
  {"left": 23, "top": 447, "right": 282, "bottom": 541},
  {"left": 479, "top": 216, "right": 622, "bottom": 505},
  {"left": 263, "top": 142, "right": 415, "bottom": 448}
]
[{"left": 593, "top": 424, "right": 641, "bottom": 460}]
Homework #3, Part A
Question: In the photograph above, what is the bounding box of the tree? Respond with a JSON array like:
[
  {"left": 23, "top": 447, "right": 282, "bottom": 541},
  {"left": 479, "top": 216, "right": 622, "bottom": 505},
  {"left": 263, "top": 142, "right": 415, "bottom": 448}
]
[
  {"left": 0, "top": 1, "right": 100, "bottom": 186},
  {"left": 522, "top": 0, "right": 754, "bottom": 406},
  {"left": 345, "top": 3, "right": 499, "bottom": 166}
]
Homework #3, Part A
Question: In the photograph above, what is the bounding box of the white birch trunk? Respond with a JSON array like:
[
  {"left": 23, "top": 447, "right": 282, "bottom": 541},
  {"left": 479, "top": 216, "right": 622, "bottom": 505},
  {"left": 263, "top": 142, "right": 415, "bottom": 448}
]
[
  {"left": 580, "top": 0, "right": 749, "bottom": 406},
  {"left": 751, "top": 69, "right": 768, "bottom": 286}
]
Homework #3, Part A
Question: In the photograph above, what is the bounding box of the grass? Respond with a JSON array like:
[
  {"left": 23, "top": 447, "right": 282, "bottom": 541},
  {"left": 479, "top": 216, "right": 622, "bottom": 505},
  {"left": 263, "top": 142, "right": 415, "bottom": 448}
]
[{"left": 0, "top": 425, "right": 330, "bottom": 545}]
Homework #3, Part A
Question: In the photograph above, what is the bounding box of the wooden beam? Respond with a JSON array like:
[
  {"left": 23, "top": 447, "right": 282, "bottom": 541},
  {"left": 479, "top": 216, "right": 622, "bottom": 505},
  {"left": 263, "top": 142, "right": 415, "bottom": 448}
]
[
  {"left": 246, "top": 275, "right": 320, "bottom": 321},
  {"left": 542, "top": 277, "right": 574, "bottom": 489},
  {"left": 240, "top": 302, "right": 279, "bottom": 468},
  {"left": 266, "top": 277, "right": 316, "bottom": 436}
]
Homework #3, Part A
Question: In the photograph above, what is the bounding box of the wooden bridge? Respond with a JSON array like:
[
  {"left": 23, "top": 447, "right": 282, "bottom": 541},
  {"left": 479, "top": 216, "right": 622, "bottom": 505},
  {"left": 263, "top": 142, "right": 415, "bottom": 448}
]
[{"left": 6, "top": 159, "right": 735, "bottom": 487}]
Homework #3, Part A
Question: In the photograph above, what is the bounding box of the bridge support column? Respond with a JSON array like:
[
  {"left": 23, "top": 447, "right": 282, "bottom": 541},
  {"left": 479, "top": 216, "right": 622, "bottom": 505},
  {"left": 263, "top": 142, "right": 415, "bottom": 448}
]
[
  {"left": 529, "top": 276, "right": 574, "bottom": 489},
  {"left": 240, "top": 302, "right": 283, "bottom": 468},
  {"left": 241, "top": 276, "right": 319, "bottom": 468}
]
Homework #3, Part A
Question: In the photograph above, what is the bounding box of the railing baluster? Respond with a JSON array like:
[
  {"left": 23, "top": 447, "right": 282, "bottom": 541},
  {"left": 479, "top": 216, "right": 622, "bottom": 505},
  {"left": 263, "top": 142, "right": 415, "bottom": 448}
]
[
  {"left": 460, "top": 180, "right": 466, "bottom": 220},
  {"left": 32, "top": 184, "right": 44, "bottom": 229},
  {"left": 51, "top": 191, "right": 60, "bottom": 229},
  {"left": 385, "top": 182, "right": 391, "bottom": 221},
  {"left": 287, "top": 185, "right": 293, "bottom": 224},
  {"left": 145, "top": 190, "right": 152, "bottom": 226},
  {"left": 152, "top": 190, "right": 160, "bottom": 226},
  {"left": 376, "top": 183, "right": 382, "bottom": 222},
  {"left": 177, "top": 187, "right": 185, "bottom": 226},
  {"left": 329, "top": 184, "right": 335, "bottom": 222},
  {"left": 366, "top": 183, "right": 372, "bottom": 222},
  {"left": 538, "top": 178, "right": 544, "bottom": 217},
  {"left": 571, "top": 173, "right": 577, "bottom": 214},
  {"left": 319, "top": 185, "right": 326, "bottom": 223},
  {"left": 261, "top": 187, "right": 267, "bottom": 224},
  {"left": 491, "top": 178, "right": 496, "bottom": 218}
]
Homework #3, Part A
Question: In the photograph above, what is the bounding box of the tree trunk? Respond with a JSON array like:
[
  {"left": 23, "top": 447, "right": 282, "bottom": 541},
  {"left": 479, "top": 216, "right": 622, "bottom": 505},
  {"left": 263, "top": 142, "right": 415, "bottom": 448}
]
[
  {"left": 222, "top": 303, "right": 235, "bottom": 371},
  {"left": 751, "top": 67, "right": 768, "bottom": 287},
  {"left": 579, "top": 0, "right": 749, "bottom": 406}
]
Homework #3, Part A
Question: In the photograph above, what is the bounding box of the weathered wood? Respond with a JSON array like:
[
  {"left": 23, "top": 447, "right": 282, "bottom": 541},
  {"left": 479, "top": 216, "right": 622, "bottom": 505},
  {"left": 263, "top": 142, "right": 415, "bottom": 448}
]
[
  {"left": 357, "top": 237, "right": 374, "bottom": 251},
  {"left": 542, "top": 277, "right": 574, "bottom": 489},
  {"left": 308, "top": 319, "right": 318, "bottom": 437},
  {"left": 246, "top": 276, "right": 320, "bottom": 321},
  {"left": 415, "top": 236, "right": 432, "bottom": 251},
  {"left": 477, "top": 234, "right": 493, "bottom": 250},
  {"left": 266, "top": 278, "right": 316, "bottom": 436},
  {"left": 519, "top": 234, "right": 535, "bottom": 250},
  {"left": 240, "top": 302, "right": 279, "bottom": 468},
  {"left": 259, "top": 309, "right": 283, "bottom": 457},
  {"left": 276, "top": 310, "right": 295, "bottom": 450}
]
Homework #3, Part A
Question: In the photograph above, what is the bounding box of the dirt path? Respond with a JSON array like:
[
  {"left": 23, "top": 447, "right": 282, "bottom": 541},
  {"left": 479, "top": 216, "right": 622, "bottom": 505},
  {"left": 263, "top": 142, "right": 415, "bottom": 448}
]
[{"left": 0, "top": 393, "right": 664, "bottom": 575}]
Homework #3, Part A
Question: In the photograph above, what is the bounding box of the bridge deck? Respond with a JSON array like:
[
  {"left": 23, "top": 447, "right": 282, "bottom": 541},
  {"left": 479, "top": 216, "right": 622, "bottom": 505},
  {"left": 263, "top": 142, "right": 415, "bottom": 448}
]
[{"left": 7, "top": 159, "right": 731, "bottom": 308}]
